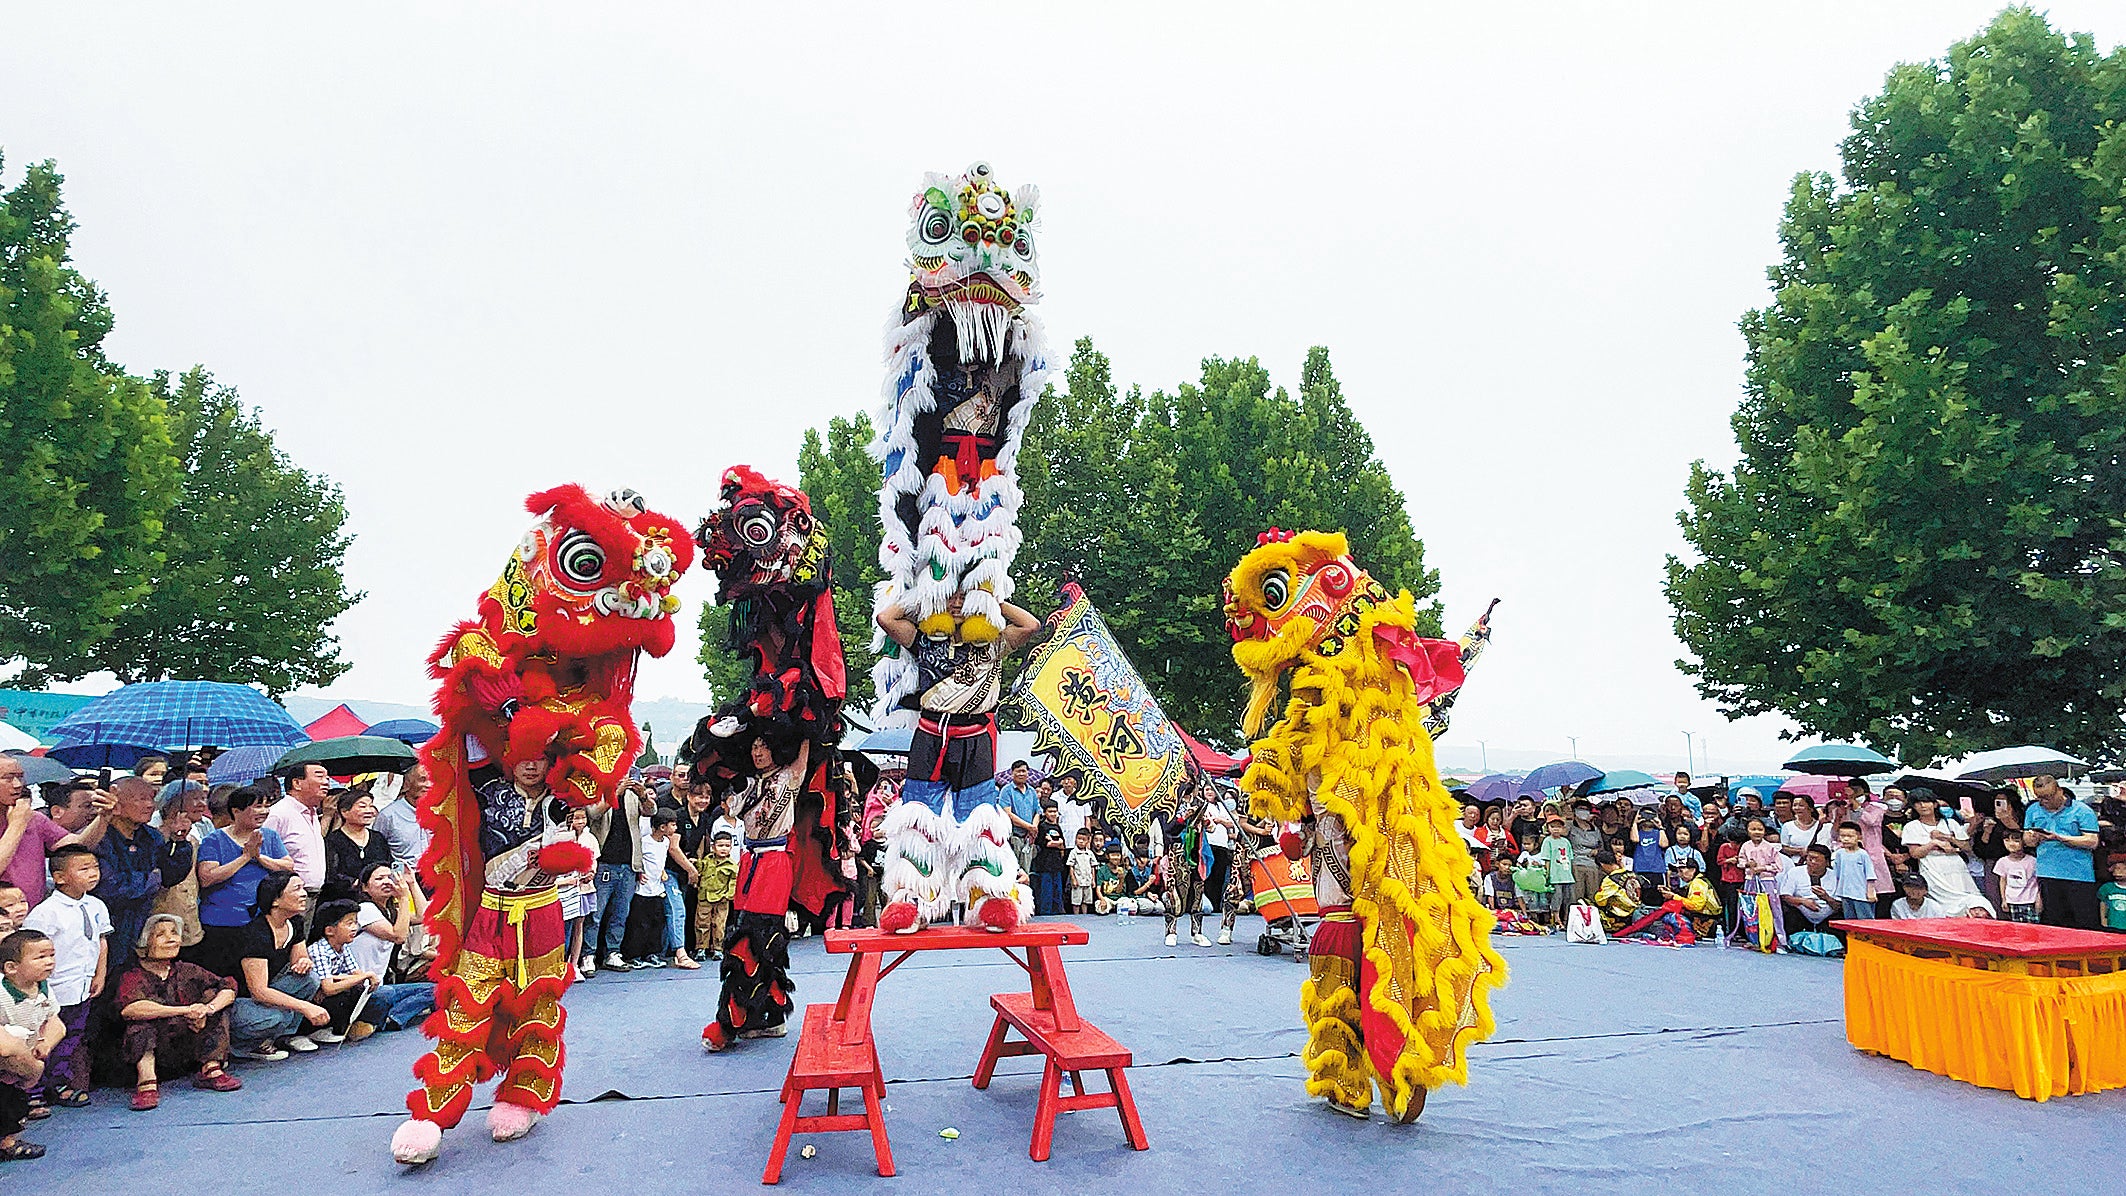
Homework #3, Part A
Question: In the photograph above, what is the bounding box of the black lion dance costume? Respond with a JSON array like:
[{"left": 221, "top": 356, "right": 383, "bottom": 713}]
[{"left": 686, "top": 465, "right": 853, "bottom": 1051}]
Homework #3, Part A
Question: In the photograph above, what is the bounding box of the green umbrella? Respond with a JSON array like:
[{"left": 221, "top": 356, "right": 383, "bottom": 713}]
[{"left": 272, "top": 735, "right": 418, "bottom": 777}]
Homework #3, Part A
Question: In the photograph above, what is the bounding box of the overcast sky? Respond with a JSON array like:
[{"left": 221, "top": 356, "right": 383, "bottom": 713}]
[{"left": 6, "top": 3, "right": 2117, "bottom": 774}]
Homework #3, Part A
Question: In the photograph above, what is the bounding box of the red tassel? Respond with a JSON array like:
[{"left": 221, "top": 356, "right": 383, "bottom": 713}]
[{"left": 536, "top": 841, "right": 596, "bottom": 876}]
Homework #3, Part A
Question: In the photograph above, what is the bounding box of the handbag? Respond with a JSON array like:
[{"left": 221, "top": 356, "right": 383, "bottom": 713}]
[{"left": 1564, "top": 902, "right": 1607, "bottom": 944}]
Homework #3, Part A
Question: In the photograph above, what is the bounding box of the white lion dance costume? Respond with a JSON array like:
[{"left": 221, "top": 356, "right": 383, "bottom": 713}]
[{"left": 872, "top": 162, "right": 1048, "bottom": 934}]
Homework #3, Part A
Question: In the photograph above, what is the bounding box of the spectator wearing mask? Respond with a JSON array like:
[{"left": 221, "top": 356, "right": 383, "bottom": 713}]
[
  {"left": 322, "top": 784, "right": 392, "bottom": 906},
  {"left": 1879, "top": 787, "right": 1913, "bottom": 902},
  {"left": 115, "top": 914, "right": 241, "bottom": 1110},
  {"left": 190, "top": 784, "right": 297, "bottom": 977},
  {"left": 1566, "top": 802, "right": 1603, "bottom": 908},
  {"left": 2022, "top": 775, "right": 2101, "bottom": 930},
  {"left": 263, "top": 764, "right": 331, "bottom": 910},
  {"left": 225, "top": 874, "right": 328, "bottom": 1061}
]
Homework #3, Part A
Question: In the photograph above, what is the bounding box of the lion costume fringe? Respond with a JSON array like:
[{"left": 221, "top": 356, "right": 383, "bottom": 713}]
[{"left": 1224, "top": 529, "right": 1505, "bottom": 1123}]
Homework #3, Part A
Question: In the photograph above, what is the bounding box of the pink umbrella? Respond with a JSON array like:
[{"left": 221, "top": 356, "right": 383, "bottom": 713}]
[{"left": 1774, "top": 776, "right": 1851, "bottom": 804}]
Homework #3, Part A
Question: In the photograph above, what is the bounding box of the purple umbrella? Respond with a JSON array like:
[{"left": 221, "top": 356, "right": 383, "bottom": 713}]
[
  {"left": 1461, "top": 774, "right": 1521, "bottom": 803},
  {"left": 1516, "top": 760, "right": 1602, "bottom": 797}
]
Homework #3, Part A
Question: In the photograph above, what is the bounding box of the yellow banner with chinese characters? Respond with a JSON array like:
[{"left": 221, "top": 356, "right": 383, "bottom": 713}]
[{"left": 1002, "top": 584, "right": 1190, "bottom": 839}]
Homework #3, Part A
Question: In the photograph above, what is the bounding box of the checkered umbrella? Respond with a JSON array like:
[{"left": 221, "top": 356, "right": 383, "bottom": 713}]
[{"left": 46, "top": 681, "right": 309, "bottom": 767}]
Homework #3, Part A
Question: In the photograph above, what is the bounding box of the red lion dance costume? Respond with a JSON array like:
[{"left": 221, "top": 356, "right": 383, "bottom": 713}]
[{"left": 391, "top": 485, "right": 691, "bottom": 1165}]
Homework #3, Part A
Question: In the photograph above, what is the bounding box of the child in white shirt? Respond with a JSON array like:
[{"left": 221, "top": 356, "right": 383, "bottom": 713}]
[{"left": 622, "top": 812, "right": 676, "bottom": 966}]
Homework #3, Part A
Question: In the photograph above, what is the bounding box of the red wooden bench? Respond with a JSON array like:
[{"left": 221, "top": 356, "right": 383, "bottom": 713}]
[
  {"left": 762, "top": 1003, "right": 893, "bottom": 1184},
  {"left": 973, "top": 990, "right": 1149, "bottom": 1161}
]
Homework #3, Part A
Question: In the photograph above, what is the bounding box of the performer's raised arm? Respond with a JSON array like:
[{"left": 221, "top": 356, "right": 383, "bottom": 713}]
[
  {"left": 1000, "top": 600, "right": 1042, "bottom": 650},
  {"left": 876, "top": 601, "right": 919, "bottom": 649}
]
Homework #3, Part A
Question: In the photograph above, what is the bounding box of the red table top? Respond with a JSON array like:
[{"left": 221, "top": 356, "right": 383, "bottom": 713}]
[
  {"left": 824, "top": 923, "right": 1091, "bottom": 955},
  {"left": 1833, "top": 917, "right": 2126, "bottom": 957}
]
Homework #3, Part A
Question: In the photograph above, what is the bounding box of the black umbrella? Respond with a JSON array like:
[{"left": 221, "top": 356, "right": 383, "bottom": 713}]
[{"left": 271, "top": 735, "right": 419, "bottom": 776}]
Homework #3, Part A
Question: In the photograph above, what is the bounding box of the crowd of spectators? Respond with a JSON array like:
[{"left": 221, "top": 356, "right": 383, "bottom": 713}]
[
  {"left": 1454, "top": 770, "right": 2126, "bottom": 950},
  {"left": 4, "top": 746, "right": 2122, "bottom": 1166}
]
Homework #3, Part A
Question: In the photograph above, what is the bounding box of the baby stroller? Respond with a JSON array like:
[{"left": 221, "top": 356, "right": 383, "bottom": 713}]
[{"left": 1243, "top": 831, "right": 1318, "bottom": 959}]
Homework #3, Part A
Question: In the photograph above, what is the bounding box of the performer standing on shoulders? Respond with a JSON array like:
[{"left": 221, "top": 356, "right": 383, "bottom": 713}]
[
  {"left": 875, "top": 593, "right": 1041, "bottom": 933},
  {"left": 701, "top": 736, "right": 809, "bottom": 1052}
]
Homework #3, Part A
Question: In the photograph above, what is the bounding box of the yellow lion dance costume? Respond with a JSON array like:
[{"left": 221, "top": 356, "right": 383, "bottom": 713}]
[{"left": 1224, "top": 529, "right": 1505, "bottom": 1123}]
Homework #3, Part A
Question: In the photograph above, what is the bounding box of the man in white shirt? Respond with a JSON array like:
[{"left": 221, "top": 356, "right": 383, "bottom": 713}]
[
  {"left": 1776, "top": 845, "right": 1837, "bottom": 937},
  {"left": 264, "top": 765, "right": 330, "bottom": 908},
  {"left": 1056, "top": 774, "right": 1093, "bottom": 846}
]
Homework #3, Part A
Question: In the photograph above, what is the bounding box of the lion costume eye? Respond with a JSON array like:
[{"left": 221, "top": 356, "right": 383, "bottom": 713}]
[
  {"left": 555, "top": 532, "right": 607, "bottom": 587},
  {"left": 736, "top": 503, "right": 779, "bottom": 548},
  {"left": 919, "top": 207, "right": 953, "bottom": 246},
  {"left": 1261, "top": 568, "right": 1290, "bottom": 611}
]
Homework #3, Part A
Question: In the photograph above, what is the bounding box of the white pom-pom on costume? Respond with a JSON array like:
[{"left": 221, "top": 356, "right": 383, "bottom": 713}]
[
  {"left": 954, "top": 803, "right": 1019, "bottom": 918},
  {"left": 879, "top": 801, "right": 954, "bottom": 926}
]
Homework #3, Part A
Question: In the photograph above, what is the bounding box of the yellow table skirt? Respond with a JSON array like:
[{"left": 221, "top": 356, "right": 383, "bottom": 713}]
[{"left": 1844, "top": 938, "right": 2126, "bottom": 1101}]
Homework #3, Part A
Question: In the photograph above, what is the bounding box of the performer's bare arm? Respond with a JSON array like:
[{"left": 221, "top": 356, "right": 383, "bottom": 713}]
[
  {"left": 876, "top": 603, "right": 919, "bottom": 649},
  {"left": 1000, "top": 601, "right": 1041, "bottom": 650}
]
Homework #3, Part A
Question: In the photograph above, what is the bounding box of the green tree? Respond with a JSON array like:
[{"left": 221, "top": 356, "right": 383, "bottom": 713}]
[
  {"left": 696, "top": 604, "right": 751, "bottom": 706},
  {"left": 1016, "top": 340, "right": 1437, "bottom": 741},
  {"left": 1148, "top": 349, "right": 1441, "bottom": 737},
  {"left": 797, "top": 412, "right": 887, "bottom": 696},
  {"left": 1666, "top": 9, "right": 2126, "bottom": 763},
  {"left": 60, "top": 368, "right": 359, "bottom": 693},
  {"left": 1017, "top": 338, "right": 1217, "bottom": 726},
  {"left": 0, "top": 156, "right": 181, "bottom": 684}
]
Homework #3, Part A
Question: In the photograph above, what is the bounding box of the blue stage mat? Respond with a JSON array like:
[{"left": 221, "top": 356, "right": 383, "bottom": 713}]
[{"left": 30, "top": 914, "right": 2121, "bottom": 1194}]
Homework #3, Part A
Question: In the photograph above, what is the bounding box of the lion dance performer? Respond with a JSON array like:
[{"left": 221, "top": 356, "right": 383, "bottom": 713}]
[
  {"left": 869, "top": 161, "right": 1050, "bottom": 934},
  {"left": 1223, "top": 529, "right": 1505, "bottom": 1124},
  {"left": 685, "top": 466, "right": 851, "bottom": 1051},
  {"left": 391, "top": 486, "right": 691, "bottom": 1164}
]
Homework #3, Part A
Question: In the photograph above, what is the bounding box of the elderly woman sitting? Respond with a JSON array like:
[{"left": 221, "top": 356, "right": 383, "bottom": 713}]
[{"left": 116, "top": 914, "right": 244, "bottom": 1110}]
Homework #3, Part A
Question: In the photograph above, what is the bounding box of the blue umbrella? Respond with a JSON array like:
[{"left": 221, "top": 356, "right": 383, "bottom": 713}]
[
  {"left": 1725, "top": 774, "right": 1790, "bottom": 801},
  {"left": 1782, "top": 743, "right": 1898, "bottom": 777},
  {"left": 207, "top": 745, "right": 281, "bottom": 788},
  {"left": 856, "top": 726, "right": 913, "bottom": 755},
  {"left": 46, "top": 742, "right": 163, "bottom": 769},
  {"left": 1585, "top": 768, "right": 1661, "bottom": 796},
  {"left": 1462, "top": 774, "right": 1520, "bottom": 803},
  {"left": 47, "top": 681, "right": 309, "bottom": 764},
  {"left": 3, "top": 751, "right": 75, "bottom": 787},
  {"left": 1516, "top": 760, "right": 1602, "bottom": 797},
  {"left": 362, "top": 718, "right": 441, "bottom": 746}
]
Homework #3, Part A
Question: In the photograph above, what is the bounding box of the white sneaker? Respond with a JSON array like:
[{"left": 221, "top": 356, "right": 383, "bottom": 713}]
[
  {"left": 1192, "top": 932, "right": 1213, "bottom": 947},
  {"left": 284, "top": 1035, "right": 320, "bottom": 1053},
  {"left": 310, "top": 1029, "right": 346, "bottom": 1044},
  {"left": 579, "top": 959, "right": 596, "bottom": 977},
  {"left": 1165, "top": 932, "right": 1177, "bottom": 947},
  {"left": 603, "top": 953, "right": 629, "bottom": 971},
  {"left": 1217, "top": 928, "right": 1232, "bottom": 945}
]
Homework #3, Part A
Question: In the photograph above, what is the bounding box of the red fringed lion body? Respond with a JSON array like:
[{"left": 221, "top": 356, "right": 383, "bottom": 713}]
[{"left": 393, "top": 485, "right": 691, "bottom": 1164}]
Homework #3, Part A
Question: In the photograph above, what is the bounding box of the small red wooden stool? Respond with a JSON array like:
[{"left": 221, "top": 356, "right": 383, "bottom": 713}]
[
  {"left": 763, "top": 1004, "right": 893, "bottom": 1184},
  {"left": 973, "top": 991, "right": 1149, "bottom": 1161}
]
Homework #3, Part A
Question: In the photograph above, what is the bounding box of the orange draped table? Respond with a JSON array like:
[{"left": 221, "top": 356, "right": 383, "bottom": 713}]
[{"left": 1833, "top": 918, "right": 2126, "bottom": 1101}]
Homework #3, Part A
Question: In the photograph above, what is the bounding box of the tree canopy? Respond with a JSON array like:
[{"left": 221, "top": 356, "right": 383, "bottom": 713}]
[
  {"left": 0, "top": 156, "right": 181, "bottom": 683},
  {"left": 74, "top": 368, "right": 360, "bottom": 694},
  {"left": 1666, "top": 9, "right": 2126, "bottom": 763},
  {"left": 0, "top": 155, "right": 358, "bottom": 694}
]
